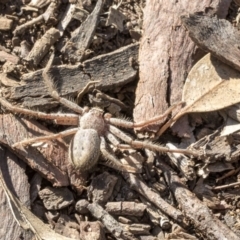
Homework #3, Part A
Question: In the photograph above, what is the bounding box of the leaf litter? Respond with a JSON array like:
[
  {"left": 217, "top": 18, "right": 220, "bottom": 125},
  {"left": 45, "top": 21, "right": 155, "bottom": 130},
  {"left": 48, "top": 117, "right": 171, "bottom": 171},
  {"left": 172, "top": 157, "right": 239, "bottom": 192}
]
[{"left": 2, "top": 0, "right": 240, "bottom": 239}]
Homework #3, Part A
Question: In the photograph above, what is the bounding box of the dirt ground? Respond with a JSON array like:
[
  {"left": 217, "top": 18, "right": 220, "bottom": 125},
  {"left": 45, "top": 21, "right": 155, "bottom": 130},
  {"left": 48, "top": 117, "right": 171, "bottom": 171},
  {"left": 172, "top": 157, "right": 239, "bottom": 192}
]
[{"left": 1, "top": 0, "right": 240, "bottom": 239}]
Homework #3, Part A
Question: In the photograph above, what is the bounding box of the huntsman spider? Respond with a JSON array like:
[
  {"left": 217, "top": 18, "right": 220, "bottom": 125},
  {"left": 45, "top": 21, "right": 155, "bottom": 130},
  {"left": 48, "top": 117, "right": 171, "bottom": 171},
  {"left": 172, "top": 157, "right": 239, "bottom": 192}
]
[{"left": 0, "top": 54, "right": 198, "bottom": 173}]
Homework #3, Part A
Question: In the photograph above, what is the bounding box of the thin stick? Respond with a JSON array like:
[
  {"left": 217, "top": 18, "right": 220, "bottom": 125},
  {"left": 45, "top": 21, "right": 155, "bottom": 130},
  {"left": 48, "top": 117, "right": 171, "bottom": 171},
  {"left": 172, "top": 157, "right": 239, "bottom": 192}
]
[{"left": 210, "top": 181, "right": 240, "bottom": 191}]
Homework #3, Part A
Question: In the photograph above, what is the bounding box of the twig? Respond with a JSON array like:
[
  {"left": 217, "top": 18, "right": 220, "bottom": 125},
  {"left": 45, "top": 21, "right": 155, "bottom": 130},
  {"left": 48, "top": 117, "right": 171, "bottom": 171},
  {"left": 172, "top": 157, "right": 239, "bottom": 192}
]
[
  {"left": 209, "top": 181, "right": 240, "bottom": 191},
  {"left": 122, "top": 172, "right": 186, "bottom": 226},
  {"left": 13, "top": 1, "right": 58, "bottom": 36},
  {"left": 157, "top": 160, "right": 239, "bottom": 240},
  {"left": 216, "top": 167, "right": 240, "bottom": 183},
  {"left": 87, "top": 202, "right": 138, "bottom": 240}
]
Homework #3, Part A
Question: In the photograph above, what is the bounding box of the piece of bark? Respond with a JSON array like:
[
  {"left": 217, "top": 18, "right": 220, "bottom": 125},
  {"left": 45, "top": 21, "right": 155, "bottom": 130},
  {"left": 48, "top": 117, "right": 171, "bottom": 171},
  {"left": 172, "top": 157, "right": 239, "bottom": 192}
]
[
  {"left": 158, "top": 160, "right": 239, "bottom": 240},
  {"left": 0, "top": 114, "right": 69, "bottom": 187},
  {"left": 0, "top": 50, "right": 19, "bottom": 64},
  {"left": 38, "top": 186, "right": 74, "bottom": 210},
  {"left": 181, "top": 13, "right": 240, "bottom": 72},
  {"left": 80, "top": 221, "right": 106, "bottom": 240},
  {"left": 123, "top": 173, "right": 186, "bottom": 227},
  {"left": 62, "top": 0, "right": 104, "bottom": 62},
  {"left": 25, "top": 28, "right": 61, "bottom": 66},
  {"left": 0, "top": 146, "right": 34, "bottom": 239},
  {"left": 57, "top": 3, "right": 76, "bottom": 37},
  {"left": 4, "top": 43, "right": 139, "bottom": 110},
  {"left": 166, "top": 143, "right": 196, "bottom": 180},
  {"left": 124, "top": 224, "right": 151, "bottom": 235},
  {"left": 133, "top": 0, "right": 231, "bottom": 132},
  {"left": 88, "top": 172, "right": 118, "bottom": 204},
  {"left": 13, "top": 1, "right": 58, "bottom": 36},
  {"left": 0, "top": 17, "right": 13, "bottom": 30},
  {"left": 54, "top": 214, "right": 80, "bottom": 239},
  {"left": 191, "top": 131, "right": 240, "bottom": 162},
  {"left": 105, "top": 202, "right": 146, "bottom": 216},
  {"left": 30, "top": 173, "right": 42, "bottom": 203},
  {"left": 87, "top": 202, "right": 138, "bottom": 240},
  {"left": 140, "top": 196, "right": 171, "bottom": 230}
]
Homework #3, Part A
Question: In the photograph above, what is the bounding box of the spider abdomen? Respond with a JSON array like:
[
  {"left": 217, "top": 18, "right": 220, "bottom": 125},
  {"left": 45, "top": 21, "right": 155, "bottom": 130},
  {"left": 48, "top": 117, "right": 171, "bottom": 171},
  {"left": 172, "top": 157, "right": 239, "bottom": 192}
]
[{"left": 69, "top": 129, "right": 100, "bottom": 171}]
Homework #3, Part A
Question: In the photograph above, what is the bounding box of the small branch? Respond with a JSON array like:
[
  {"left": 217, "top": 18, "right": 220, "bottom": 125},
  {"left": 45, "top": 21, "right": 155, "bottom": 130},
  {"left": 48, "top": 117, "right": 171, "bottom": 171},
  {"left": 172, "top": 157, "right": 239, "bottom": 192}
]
[
  {"left": 157, "top": 160, "right": 239, "bottom": 240},
  {"left": 87, "top": 202, "right": 138, "bottom": 240}
]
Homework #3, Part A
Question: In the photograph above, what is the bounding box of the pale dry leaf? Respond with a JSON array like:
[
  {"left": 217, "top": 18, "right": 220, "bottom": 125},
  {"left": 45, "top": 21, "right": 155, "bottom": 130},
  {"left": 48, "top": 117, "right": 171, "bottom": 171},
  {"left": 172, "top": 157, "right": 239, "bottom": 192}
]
[
  {"left": 158, "top": 53, "right": 240, "bottom": 136},
  {"left": 0, "top": 170, "right": 75, "bottom": 240},
  {"left": 182, "top": 53, "right": 240, "bottom": 113},
  {"left": 221, "top": 117, "right": 240, "bottom": 136}
]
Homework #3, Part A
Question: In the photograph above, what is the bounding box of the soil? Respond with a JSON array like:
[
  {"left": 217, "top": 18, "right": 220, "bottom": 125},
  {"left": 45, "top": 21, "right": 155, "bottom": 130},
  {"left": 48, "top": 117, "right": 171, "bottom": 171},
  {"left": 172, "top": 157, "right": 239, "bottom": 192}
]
[{"left": 1, "top": 0, "right": 240, "bottom": 240}]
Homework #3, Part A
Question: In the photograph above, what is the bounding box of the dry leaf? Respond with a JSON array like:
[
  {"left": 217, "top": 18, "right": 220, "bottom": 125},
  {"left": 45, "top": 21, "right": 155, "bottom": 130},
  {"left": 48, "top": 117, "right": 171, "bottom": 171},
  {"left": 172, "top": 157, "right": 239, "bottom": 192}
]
[
  {"left": 221, "top": 117, "right": 240, "bottom": 136},
  {"left": 182, "top": 53, "right": 240, "bottom": 113},
  {"left": 0, "top": 170, "right": 75, "bottom": 240},
  {"left": 158, "top": 54, "right": 240, "bottom": 136}
]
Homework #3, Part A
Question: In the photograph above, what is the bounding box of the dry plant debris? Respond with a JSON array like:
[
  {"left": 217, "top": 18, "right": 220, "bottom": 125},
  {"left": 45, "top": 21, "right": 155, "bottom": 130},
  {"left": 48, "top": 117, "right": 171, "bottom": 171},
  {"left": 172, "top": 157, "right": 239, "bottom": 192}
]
[{"left": 1, "top": 1, "right": 240, "bottom": 240}]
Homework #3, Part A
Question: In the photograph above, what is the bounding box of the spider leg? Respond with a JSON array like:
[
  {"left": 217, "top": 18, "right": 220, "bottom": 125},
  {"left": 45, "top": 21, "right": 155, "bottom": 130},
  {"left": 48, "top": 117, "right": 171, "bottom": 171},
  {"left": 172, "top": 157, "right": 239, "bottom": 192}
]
[
  {"left": 0, "top": 97, "right": 79, "bottom": 125},
  {"left": 42, "top": 52, "right": 84, "bottom": 115},
  {"left": 108, "top": 125, "right": 198, "bottom": 157},
  {"left": 106, "top": 102, "right": 183, "bottom": 129},
  {"left": 99, "top": 136, "right": 138, "bottom": 173},
  {"left": 12, "top": 128, "right": 78, "bottom": 148},
  {"left": 105, "top": 131, "right": 132, "bottom": 149}
]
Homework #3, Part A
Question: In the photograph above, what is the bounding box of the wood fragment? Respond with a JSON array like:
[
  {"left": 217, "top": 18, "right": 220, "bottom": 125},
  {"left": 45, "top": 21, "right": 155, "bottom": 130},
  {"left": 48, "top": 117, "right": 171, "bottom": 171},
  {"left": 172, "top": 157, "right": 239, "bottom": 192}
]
[
  {"left": 0, "top": 50, "right": 19, "bottom": 64},
  {"left": 0, "top": 114, "right": 69, "bottom": 187},
  {"left": 123, "top": 173, "right": 186, "bottom": 226},
  {"left": 38, "top": 186, "right": 74, "bottom": 210},
  {"left": 181, "top": 13, "right": 240, "bottom": 72},
  {"left": 191, "top": 131, "right": 240, "bottom": 162},
  {"left": 166, "top": 143, "right": 196, "bottom": 180},
  {"left": 125, "top": 223, "right": 151, "bottom": 235},
  {"left": 0, "top": 17, "right": 13, "bottom": 30},
  {"left": 140, "top": 196, "right": 171, "bottom": 230},
  {"left": 87, "top": 202, "right": 138, "bottom": 240},
  {"left": 80, "top": 221, "right": 106, "bottom": 240},
  {"left": 4, "top": 43, "right": 139, "bottom": 110},
  {"left": 105, "top": 202, "right": 146, "bottom": 216},
  {"left": 0, "top": 146, "right": 34, "bottom": 239},
  {"left": 54, "top": 214, "right": 80, "bottom": 239},
  {"left": 57, "top": 3, "right": 76, "bottom": 37},
  {"left": 0, "top": 170, "right": 73, "bottom": 240},
  {"left": 62, "top": 0, "right": 104, "bottom": 62},
  {"left": 25, "top": 28, "right": 60, "bottom": 66},
  {"left": 158, "top": 160, "right": 239, "bottom": 240},
  {"left": 13, "top": 1, "right": 58, "bottom": 36},
  {"left": 88, "top": 172, "right": 118, "bottom": 204}
]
